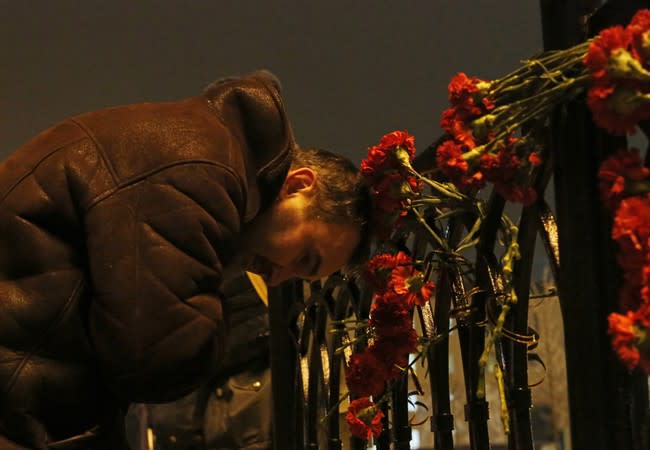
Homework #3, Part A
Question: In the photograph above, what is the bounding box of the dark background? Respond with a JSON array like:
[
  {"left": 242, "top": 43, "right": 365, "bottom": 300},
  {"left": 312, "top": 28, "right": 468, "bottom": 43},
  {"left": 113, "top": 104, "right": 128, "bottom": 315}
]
[{"left": 1, "top": 1, "right": 542, "bottom": 162}]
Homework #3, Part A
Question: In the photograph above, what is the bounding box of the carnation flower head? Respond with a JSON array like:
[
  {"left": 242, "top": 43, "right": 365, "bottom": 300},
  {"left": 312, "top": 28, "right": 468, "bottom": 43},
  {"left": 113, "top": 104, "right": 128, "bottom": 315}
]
[
  {"left": 479, "top": 146, "right": 521, "bottom": 184},
  {"left": 587, "top": 83, "right": 650, "bottom": 135},
  {"left": 436, "top": 140, "right": 469, "bottom": 180},
  {"left": 584, "top": 26, "right": 633, "bottom": 83},
  {"left": 608, "top": 307, "right": 650, "bottom": 372},
  {"left": 387, "top": 265, "right": 436, "bottom": 307},
  {"left": 629, "top": 9, "right": 650, "bottom": 62},
  {"left": 447, "top": 72, "right": 493, "bottom": 114},
  {"left": 612, "top": 194, "right": 650, "bottom": 252},
  {"left": 346, "top": 397, "right": 384, "bottom": 441},
  {"left": 493, "top": 182, "right": 537, "bottom": 206},
  {"left": 371, "top": 331, "right": 418, "bottom": 379},
  {"left": 345, "top": 350, "right": 389, "bottom": 398},
  {"left": 369, "top": 292, "right": 413, "bottom": 336},
  {"left": 364, "top": 251, "right": 413, "bottom": 291},
  {"left": 441, "top": 108, "right": 478, "bottom": 148},
  {"left": 528, "top": 152, "right": 543, "bottom": 167},
  {"left": 361, "top": 131, "right": 416, "bottom": 182},
  {"left": 371, "top": 173, "right": 420, "bottom": 215},
  {"left": 598, "top": 147, "right": 650, "bottom": 211},
  {"left": 611, "top": 194, "right": 650, "bottom": 311}
]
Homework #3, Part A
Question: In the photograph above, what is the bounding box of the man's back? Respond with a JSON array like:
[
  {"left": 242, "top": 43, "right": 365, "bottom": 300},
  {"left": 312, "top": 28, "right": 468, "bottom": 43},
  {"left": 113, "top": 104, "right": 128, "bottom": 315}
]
[{"left": 0, "top": 71, "right": 294, "bottom": 449}]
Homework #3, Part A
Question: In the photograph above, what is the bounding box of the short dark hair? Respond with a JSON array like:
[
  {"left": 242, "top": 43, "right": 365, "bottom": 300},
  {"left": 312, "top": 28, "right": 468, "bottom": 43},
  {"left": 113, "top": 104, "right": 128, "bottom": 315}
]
[{"left": 291, "top": 147, "right": 372, "bottom": 273}]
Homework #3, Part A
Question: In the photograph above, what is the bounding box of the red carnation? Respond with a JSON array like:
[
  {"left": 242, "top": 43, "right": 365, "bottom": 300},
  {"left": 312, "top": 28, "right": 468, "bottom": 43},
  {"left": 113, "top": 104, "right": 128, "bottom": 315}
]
[
  {"left": 378, "top": 130, "right": 416, "bottom": 160},
  {"left": 448, "top": 72, "right": 479, "bottom": 103},
  {"left": 587, "top": 83, "right": 650, "bottom": 135},
  {"left": 345, "top": 350, "right": 389, "bottom": 398},
  {"left": 584, "top": 26, "right": 632, "bottom": 83},
  {"left": 436, "top": 140, "right": 469, "bottom": 180},
  {"left": 440, "top": 108, "right": 476, "bottom": 148},
  {"left": 364, "top": 251, "right": 413, "bottom": 291},
  {"left": 612, "top": 195, "right": 650, "bottom": 252},
  {"left": 611, "top": 194, "right": 650, "bottom": 310},
  {"left": 479, "top": 148, "right": 520, "bottom": 184},
  {"left": 629, "top": 9, "right": 650, "bottom": 62},
  {"left": 371, "top": 331, "right": 418, "bottom": 379},
  {"left": 528, "top": 152, "right": 543, "bottom": 167},
  {"left": 493, "top": 182, "right": 537, "bottom": 206},
  {"left": 608, "top": 306, "right": 650, "bottom": 372},
  {"left": 372, "top": 173, "right": 420, "bottom": 215},
  {"left": 609, "top": 311, "right": 642, "bottom": 370},
  {"left": 346, "top": 397, "right": 384, "bottom": 441},
  {"left": 630, "top": 9, "right": 650, "bottom": 32},
  {"left": 598, "top": 147, "right": 650, "bottom": 211},
  {"left": 369, "top": 292, "right": 412, "bottom": 337},
  {"left": 447, "top": 72, "right": 493, "bottom": 114},
  {"left": 387, "top": 266, "right": 436, "bottom": 307},
  {"left": 361, "top": 131, "right": 416, "bottom": 181}
]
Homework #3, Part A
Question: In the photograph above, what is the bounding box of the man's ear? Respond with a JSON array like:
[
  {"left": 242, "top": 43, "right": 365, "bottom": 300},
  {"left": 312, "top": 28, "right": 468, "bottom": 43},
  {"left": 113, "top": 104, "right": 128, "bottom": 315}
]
[{"left": 281, "top": 167, "right": 317, "bottom": 197}]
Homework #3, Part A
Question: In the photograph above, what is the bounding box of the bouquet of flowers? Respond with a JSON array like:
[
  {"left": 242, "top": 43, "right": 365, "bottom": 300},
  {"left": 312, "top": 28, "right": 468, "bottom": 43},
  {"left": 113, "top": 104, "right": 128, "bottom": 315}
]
[{"left": 341, "top": 9, "right": 650, "bottom": 442}]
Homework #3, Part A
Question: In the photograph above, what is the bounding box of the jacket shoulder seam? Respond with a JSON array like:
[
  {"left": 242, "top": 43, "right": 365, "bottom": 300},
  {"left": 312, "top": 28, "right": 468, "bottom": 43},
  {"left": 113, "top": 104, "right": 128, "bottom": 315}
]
[
  {"left": 0, "top": 132, "right": 88, "bottom": 203},
  {"left": 85, "top": 160, "right": 245, "bottom": 212},
  {"left": 69, "top": 118, "right": 121, "bottom": 186}
]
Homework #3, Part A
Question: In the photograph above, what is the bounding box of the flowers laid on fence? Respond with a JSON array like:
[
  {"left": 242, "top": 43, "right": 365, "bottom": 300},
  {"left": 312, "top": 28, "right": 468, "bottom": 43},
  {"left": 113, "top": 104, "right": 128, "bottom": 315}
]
[
  {"left": 599, "top": 148, "right": 650, "bottom": 372},
  {"left": 342, "top": 8, "right": 650, "bottom": 442}
]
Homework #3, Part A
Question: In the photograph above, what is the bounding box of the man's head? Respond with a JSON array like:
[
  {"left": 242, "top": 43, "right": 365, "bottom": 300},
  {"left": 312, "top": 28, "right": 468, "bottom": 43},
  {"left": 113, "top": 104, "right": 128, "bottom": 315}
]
[{"left": 243, "top": 147, "right": 372, "bottom": 286}]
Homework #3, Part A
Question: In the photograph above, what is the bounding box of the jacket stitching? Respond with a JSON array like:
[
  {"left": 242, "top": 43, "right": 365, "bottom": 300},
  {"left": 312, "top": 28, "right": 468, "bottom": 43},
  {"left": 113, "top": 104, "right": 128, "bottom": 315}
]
[
  {"left": 0, "top": 135, "right": 87, "bottom": 203},
  {"left": 69, "top": 118, "right": 120, "bottom": 187},
  {"left": 2, "top": 277, "right": 85, "bottom": 397},
  {"left": 85, "top": 160, "right": 245, "bottom": 213}
]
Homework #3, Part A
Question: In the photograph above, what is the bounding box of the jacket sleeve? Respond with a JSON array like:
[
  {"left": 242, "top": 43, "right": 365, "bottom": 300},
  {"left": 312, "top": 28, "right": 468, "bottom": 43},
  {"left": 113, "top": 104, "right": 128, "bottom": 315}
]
[{"left": 84, "top": 162, "right": 245, "bottom": 403}]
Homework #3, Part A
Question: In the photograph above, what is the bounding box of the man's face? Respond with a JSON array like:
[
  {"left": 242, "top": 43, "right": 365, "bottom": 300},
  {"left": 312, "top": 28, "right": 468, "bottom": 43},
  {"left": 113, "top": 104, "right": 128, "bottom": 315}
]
[{"left": 243, "top": 168, "right": 361, "bottom": 286}]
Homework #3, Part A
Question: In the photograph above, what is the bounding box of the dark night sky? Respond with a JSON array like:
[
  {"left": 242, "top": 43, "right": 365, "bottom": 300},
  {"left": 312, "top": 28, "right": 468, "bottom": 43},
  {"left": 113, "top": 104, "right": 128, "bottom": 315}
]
[{"left": 1, "top": 0, "right": 542, "bottom": 163}]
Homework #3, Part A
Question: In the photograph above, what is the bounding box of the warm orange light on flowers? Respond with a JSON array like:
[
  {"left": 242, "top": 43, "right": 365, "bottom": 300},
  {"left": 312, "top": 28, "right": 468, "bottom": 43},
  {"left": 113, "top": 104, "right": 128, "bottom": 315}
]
[{"left": 346, "top": 397, "right": 384, "bottom": 441}]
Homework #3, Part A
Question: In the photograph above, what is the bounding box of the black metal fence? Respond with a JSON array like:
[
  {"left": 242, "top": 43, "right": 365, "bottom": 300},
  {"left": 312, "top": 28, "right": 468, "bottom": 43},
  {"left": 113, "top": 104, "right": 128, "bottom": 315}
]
[{"left": 269, "top": 1, "right": 650, "bottom": 449}]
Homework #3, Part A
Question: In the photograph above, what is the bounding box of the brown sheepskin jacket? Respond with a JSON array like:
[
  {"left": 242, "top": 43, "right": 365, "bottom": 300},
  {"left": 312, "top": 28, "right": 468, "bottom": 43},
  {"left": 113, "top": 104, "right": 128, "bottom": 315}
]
[{"left": 0, "top": 71, "right": 295, "bottom": 449}]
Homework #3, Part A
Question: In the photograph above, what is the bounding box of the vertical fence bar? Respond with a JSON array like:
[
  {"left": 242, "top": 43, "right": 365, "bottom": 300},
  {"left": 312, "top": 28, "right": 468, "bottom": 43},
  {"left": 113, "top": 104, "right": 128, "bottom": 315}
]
[
  {"left": 428, "top": 266, "right": 455, "bottom": 450},
  {"left": 269, "top": 280, "right": 304, "bottom": 450},
  {"left": 541, "top": 1, "right": 650, "bottom": 449}
]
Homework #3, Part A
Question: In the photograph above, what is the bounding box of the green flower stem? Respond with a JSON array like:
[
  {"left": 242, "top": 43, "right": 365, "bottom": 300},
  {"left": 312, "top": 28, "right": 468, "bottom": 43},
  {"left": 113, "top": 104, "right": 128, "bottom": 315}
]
[
  {"left": 334, "top": 334, "right": 371, "bottom": 354},
  {"left": 501, "top": 220, "right": 520, "bottom": 280},
  {"left": 478, "top": 302, "right": 511, "bottom": 379},
  {"left": 400, "top": 161, "right": 467, "bottom": 201},
  {"left": 410, "top": 206, "right": 450, "bottom": 252},
  {"left": 410, "top": 198, "right": 444, "bottom": 207},
  {"left": 321, "top": 392, "right": 351, "bottom": 424},
  {"left": 330, "top": 318, "right": 369, "bottom": 325},
  {"left": 491, "top": 72, "right": 590, "bottom": 125},
  {"left": 411, "top": 169, "right": 467, "bottom": 201},
  {"left": 494, "top": 361, "right": 511, "bottom": 434},
  {"left": 454, "top": 216, "right": 483, "bottom": 252},
  {"left": 462, "top": 144, "right": 488, "bottom": 161},
  {"left": 454, "top": 237, "right": 481, "bottom": 254},
  {"left": 477, "top": 76, "right": 588, "bottom": 155},
  {"left": 489, "top": 41, "right": 589, "bottom": 92}
]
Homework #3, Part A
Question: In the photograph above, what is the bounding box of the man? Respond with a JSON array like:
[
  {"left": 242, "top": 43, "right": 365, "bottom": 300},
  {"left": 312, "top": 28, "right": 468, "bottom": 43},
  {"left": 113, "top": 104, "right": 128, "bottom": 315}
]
[{"left": 0, "top": 70, "right": 370, "bottom": 449}]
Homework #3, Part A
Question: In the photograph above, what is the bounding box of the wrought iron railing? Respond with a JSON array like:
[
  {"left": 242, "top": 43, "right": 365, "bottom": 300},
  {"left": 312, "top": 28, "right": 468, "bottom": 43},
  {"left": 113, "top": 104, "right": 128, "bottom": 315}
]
[{"left": 269, "top": 1, "right": 650, "bottom": 449}]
